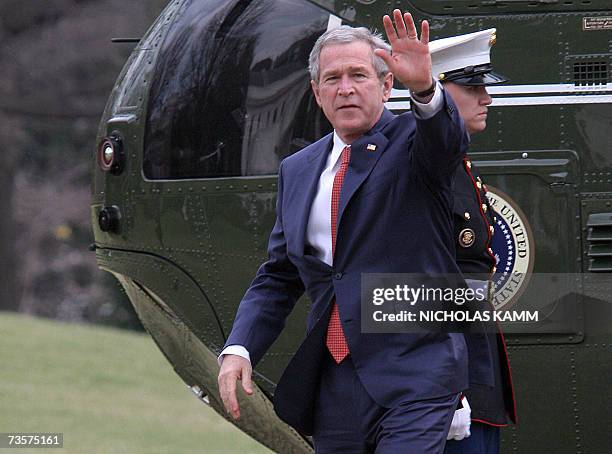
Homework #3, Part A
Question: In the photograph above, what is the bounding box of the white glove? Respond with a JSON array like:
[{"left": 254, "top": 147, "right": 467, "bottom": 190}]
[{"left": 447, "top": 396, "right": 471, "bottom": 441}]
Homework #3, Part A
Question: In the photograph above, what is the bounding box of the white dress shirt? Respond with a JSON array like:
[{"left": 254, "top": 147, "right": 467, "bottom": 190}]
[
  {"left": 304, "top": 132, "right": 348, "bottom": 265},
  {"left": 218, "top": 83, "right": 445, "bottom": 365}
]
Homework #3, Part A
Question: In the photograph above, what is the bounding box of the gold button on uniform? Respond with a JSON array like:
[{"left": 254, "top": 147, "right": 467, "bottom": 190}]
[
  {"left": 466, "top": 160, "right": 472, "bottom": 169},
  {"left": 489, "top": 225, "right": 495, "bottom": 235},
  {"left": 476, "top": 181, "right": 482, "bottom": 190},
  {"left": 459, "top": 228, "right": 475, "bottom": 248},
  {"left": 464, "top": 212, "right": 471, "bottom": 220},
  {"left": 482, "top": 203, "right": 488, "bottom": 212}
]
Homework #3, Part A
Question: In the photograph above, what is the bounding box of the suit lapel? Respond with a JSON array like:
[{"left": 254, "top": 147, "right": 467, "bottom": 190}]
[
  {"left": 294, "top": 134, "right": 333, "bottom": 252},
  {"left": 337, "top": 110, "right": 394, "bottom": 225}
]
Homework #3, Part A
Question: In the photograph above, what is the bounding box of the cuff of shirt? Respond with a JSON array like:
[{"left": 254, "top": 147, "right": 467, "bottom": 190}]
[
  {"left": 218, "top": 345, "right": 251, "bottom": 366},
  {"left": 410, "top": 80, "right": 444, "bottom": 120}
]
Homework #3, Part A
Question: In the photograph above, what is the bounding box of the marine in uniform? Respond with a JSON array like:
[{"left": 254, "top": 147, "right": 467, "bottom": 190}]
[{"left": 427, "top": 29, "right": 518, "bottom": 454}]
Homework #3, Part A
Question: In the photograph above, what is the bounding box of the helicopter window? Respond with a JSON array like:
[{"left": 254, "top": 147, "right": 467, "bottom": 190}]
[{"left": 143, "top": 0, "right": 332, "bottom": 180}]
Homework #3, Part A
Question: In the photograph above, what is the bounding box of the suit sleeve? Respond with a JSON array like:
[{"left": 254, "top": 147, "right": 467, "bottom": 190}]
[
  {"left": 223, "top": 160, "right": 305, "bottom": 366},
  {"left": 411, "top": 87, "right": 470, "bottom": 186}
]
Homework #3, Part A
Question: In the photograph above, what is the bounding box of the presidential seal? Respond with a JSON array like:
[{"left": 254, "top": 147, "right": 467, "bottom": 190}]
[{"left": 486, "top": 186, "right": 535, "bottom": 310}]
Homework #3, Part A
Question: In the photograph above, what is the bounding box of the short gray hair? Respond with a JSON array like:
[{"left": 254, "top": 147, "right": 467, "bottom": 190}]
[{"left": 308, "top": 26, "right": 391, "bottom": 83}]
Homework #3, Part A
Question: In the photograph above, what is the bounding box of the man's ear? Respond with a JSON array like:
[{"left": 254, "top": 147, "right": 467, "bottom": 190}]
[
  {"left": 381, "top": 72, "right": 393, "bottom": 102},
  {"left": 311, "top": 80, "right": 322, "bottom": 107}
]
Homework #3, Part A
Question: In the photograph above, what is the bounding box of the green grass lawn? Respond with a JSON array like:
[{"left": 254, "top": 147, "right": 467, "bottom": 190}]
[{"left": 0, "top": 312, "right": 271, "bottom": 454}]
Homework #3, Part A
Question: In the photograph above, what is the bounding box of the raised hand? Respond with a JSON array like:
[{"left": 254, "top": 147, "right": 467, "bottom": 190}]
[{"left": 374, "top": 9, "right": 433, "bottom": 93}]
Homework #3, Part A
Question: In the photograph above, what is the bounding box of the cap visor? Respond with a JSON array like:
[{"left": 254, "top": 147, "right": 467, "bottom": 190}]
[{"left": 450, "top": 71, "right": 508, "bottom": 86}]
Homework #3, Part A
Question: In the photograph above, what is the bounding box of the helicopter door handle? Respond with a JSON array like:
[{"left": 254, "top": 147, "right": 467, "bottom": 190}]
[{"left": 549, "top": 182, "right": 571, "bottom": 194}]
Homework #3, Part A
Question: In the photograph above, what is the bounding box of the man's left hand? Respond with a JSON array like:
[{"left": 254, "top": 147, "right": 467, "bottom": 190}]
[
  {"left": 374, "top": 9, "right": 433, "bottom": 93},
  {"left": 218, "top": 354, "right": 253, "bottom": 420}
]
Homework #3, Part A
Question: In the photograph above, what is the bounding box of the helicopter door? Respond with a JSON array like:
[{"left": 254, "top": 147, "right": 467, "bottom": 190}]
[{"left": 472, "top": 149, "right": 583, "bottom": 344}]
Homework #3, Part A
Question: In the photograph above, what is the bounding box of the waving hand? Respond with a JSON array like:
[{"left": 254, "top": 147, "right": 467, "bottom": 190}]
[{"left": 374, "top": 10, "right": 433, "bottom": 93}]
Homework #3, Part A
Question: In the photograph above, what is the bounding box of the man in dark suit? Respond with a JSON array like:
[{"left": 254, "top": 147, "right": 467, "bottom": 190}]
[{"left": 218, "top": 10, "right": 475, "bottom": 452}]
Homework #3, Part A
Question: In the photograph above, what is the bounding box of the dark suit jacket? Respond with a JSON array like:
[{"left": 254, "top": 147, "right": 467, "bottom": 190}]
[{"left": 225, "top": 92, "right": 476, "bottom": 434}]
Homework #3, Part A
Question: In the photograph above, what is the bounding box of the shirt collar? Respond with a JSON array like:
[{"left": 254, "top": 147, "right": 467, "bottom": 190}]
[{"left": 330, "top": 131, "right": 349, "bottom": 168}]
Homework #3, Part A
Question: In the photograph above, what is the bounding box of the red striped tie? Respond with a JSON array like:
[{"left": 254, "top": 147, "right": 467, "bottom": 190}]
[{"left": 326, "top": 146, "right": 351, "bottom": 364}]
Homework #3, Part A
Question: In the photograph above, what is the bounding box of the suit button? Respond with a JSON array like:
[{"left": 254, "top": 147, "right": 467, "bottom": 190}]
[{"left": 334, "top": 272, "right": 343, "bottom": 280}]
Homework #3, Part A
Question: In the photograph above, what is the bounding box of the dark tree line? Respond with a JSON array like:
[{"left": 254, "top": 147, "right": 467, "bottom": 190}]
[{"left": 0, "top": 0, "right": 167, "bottom": 328}]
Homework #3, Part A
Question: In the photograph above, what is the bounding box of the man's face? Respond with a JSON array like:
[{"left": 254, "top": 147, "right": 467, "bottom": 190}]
[
  {"left": 444, "top": 83, "right": 492, "bottom": 135},
  {"left": 311, "top": 41, "right": 393, "bottom": 144}
]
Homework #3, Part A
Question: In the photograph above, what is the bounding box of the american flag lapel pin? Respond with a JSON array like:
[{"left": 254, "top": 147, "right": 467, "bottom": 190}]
[{"left": 367, "top": 144, "right": 377, "bottom": 151}]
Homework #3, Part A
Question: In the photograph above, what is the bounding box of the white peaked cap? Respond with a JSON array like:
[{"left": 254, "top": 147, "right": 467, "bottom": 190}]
[{"left": 429, "top": 29, "right": 498, "bottom": 81}]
